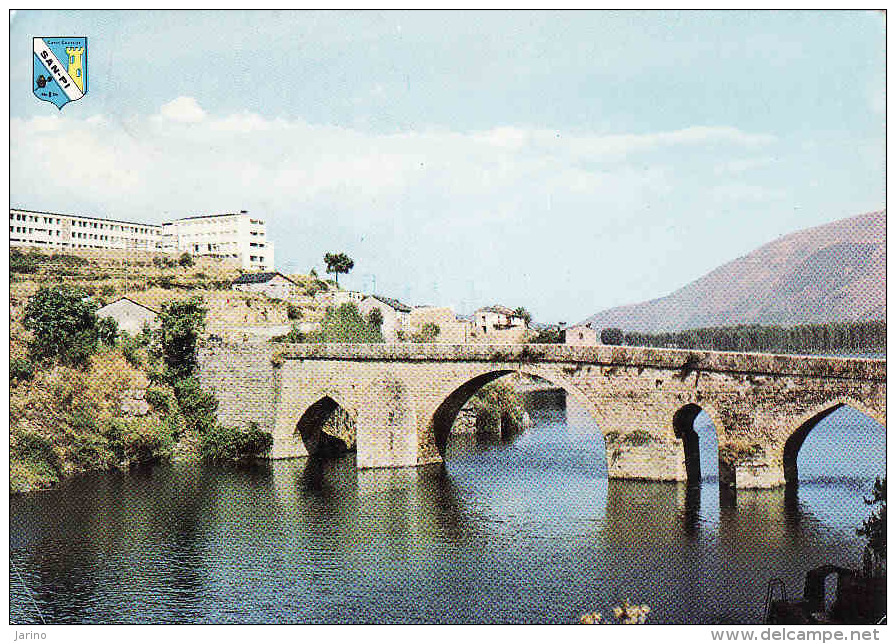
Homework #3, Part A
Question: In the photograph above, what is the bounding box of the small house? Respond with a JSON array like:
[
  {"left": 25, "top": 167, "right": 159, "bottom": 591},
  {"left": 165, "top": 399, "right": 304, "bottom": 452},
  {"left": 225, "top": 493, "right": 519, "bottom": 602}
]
[
  {"left": 474, "top": 305, "right": 528, "bottom": 334},
  {"left": 358, "top": 295, "right": 412, "bottom": 341},
  {"left": 97, "top": 297, "right": 160, "bottom": 336},
  {"left": 231, "top": 271, "right": 296, "bottom": 300}
]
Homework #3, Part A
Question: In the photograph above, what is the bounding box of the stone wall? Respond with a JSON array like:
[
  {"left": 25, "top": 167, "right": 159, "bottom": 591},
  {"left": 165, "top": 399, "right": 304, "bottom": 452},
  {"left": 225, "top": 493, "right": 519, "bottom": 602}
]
[
  {"left": 200, "top": 342, "right": 885, "bottom": 488},
  {"left": 197, "top": 342, "right": 278, "bottom": 434}
]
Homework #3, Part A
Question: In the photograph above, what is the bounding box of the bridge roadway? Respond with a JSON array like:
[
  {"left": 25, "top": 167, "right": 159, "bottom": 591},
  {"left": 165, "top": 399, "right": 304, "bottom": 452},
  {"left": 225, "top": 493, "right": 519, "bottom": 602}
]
[{"left": 198, "top": 342, "right": 886, "bottom": 489}]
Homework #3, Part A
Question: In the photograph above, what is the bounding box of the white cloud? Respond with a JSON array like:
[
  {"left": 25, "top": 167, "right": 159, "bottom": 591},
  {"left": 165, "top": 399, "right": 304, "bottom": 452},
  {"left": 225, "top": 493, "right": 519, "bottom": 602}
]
[
  {"left": 10, "top": 97, "right": 786, "bottom": 318},
  {"left": 157, "top": 96, "right": 207, "bottom": 123}
]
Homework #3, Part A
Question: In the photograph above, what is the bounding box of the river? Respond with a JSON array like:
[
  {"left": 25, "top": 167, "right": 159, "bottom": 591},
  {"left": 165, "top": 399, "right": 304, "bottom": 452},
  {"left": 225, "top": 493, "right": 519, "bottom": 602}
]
[{"left": 9, "top": 390, "right": 885, "bottom": 624}]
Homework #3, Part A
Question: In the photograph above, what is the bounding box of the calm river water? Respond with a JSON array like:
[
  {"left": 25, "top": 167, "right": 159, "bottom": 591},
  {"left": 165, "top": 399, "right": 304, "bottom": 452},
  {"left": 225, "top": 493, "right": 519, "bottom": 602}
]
[{"left": 9, "top": 390, "right": 885, "bottom": 624}]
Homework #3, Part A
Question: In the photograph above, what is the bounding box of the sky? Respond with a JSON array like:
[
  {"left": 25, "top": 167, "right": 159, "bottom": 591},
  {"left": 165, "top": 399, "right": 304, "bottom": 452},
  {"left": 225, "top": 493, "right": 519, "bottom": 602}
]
[{"left": 9, "top": 10, "right": 885, "bottom": 323}]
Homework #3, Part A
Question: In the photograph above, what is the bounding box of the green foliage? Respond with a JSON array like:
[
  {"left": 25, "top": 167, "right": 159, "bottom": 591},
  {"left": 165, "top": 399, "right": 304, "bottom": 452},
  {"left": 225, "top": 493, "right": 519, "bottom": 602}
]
[
  {"left": 621, "top": 430, "right": 653, "bottom": 446},
  {"left": 144, "top": 387, "right": 175, "bottom": 413},
  {"left": 858, "top": 477, "right": 886, "bottom": 572},
  {"left": 172, "top": 377, "right": 218, "bottom": 436},
  {"left": 178, "top": 252, "right": 194, "bottom": 267},
  {"left": 323, "top": 252, "right": 355, "bottom": 285},
  {"left": 623, "top": 320, "right": 887, "bottom": 355},
  {"left": 305, "top": 303, "right": 383, "bottom": 343},
  {"left": 10, "top": 249, "right": 41, "bottom": 273},
  {"left": 10, "top": 358, "right": 35, "bottom": 384},
  {"left": 367, "top": 307, "right": 384, "bottom": 329},
  {"left": 104, "top": 417, "right": 174, "bottom": 464},
  {"left": 101, "top": 284, "right": 116, "bottom": 296},
  {"left": 97, "top": 316, "right": 118, "bottom": 346},
  {"left": 513, "top": 307, "right": 533, "bottom": 325},
  {"left": 528, "top": 327, "right": 564, "bottom": 344},
  {"left": 199, "top": 422, "right": 274, "bottom": 463},
  {"left": 272, "top": 325, "right": 306, "bottom": 343},
  {"left": 119, "top": 334, "right": 144, "bottom": 367},
  {"left": 49, "top": 253, "right": 89, "bottom": 267},
  {"left": 601, "top": 328, "right": 625, "bottom": 345},
  {"left": 469, "top": 381, "right": 526, "bottom": 437},
  {"left": 411, "top": 322, "right": 441, "bottom": 343},
  {"left": 287, "top": 303, "right": 303, "bottom": 320},
  {"left": 24, "top": 285, "right": 100, "bottom": 366},
  {"left": 156, "top": 297, "right": 207, "bottom": 381}
]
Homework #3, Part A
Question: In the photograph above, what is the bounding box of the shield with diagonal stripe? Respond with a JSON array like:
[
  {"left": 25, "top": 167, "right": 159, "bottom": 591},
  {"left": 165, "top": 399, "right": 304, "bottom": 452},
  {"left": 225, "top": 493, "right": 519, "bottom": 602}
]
[{"left": 33, "top": 36, "right": 88, "bottom": 109}]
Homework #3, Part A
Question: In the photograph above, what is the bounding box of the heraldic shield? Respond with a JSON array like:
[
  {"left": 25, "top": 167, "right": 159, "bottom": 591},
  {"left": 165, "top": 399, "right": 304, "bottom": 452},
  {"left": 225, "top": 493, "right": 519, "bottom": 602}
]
[{"left": 33, "top": 37, "right": 88, "bottom": 109}]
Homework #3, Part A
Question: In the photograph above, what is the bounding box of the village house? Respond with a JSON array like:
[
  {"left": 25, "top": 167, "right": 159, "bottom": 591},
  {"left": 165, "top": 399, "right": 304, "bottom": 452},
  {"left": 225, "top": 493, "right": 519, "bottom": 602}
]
[
  {"left": 565, "top": 323, "right": 598, "bottom": 346},
  {"left": 474, "top": 305, "right": 528, "bottom": 334},
  {"left": 409, "top": 306, "right": 471, "bottom": 343},
  {"left": 358, "top": 295, "right": 412, "bottom": 342},
  {"left": 230, "top": 271, "right": 296, "bottom": 300},
  {"left": 96, "top": 297, "right": 160, "bottom": 336}
]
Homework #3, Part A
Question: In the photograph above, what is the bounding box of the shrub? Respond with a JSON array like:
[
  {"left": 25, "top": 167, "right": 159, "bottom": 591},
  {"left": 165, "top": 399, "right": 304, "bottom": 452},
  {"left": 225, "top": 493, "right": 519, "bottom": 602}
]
[
  {"left": 156, "top": 297, "right": 207, "bottom": 381},
  {"left": 172, "top": 377, "right": 218, "bottom": 436},
  {"left": 287, "top": 303, "right": 303, "bottom": 320},
  {"left": 200, "top": 422, "right": 274, "bottom": 463},
  {"left": 97, "top": 316, "right": 118, "bottom": 346},
  {"left": 24, "top": 285, "right": 100, "bottom": 366},
  {"left": 101, "top": 284, "right": 116, "bottom": 296},
  {"left": 178, "top": 252, "right": 194, "bottom": 267},
  {"left": 10, "top": 358, "right": 35, "bottom": 384},
  {"left": 104, "top": 417, "right": 173, "bottom": 465},
  {"left": 119, "top": 334, "right": 144, "bottom": 367},
  {"left": 10, "top": 249, "right": 40, "bottom": 273},
  {"left": 272, "top": 325, "right": 306, "bottom": 343},
  {"left": 144, "top": 387, "right": 174, "bottom": 413},
  {"left": 601, "top": 328, "right": 625, "bottom": 345},
  {"left": 411, "top": 322, "right": 440, "bottom": 343}
]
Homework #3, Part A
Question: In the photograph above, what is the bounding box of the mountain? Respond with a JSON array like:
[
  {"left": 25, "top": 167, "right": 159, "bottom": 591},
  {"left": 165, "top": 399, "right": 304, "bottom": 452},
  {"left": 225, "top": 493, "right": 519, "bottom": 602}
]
[{"left": 582, "top": 210, "right": 886, "bottom": 333}]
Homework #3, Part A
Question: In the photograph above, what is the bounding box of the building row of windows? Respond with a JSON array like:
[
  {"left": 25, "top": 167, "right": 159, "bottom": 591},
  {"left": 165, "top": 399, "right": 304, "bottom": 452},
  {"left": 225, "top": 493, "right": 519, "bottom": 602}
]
[{"left": 10, "top": 212, "right": 160, "bottom": 236}]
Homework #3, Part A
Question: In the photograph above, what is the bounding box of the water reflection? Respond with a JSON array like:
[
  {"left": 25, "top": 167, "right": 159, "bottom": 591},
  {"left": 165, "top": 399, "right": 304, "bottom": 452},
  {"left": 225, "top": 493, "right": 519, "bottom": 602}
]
[{"left": 10, "top": 395, "right": 884, "bottom": 625}]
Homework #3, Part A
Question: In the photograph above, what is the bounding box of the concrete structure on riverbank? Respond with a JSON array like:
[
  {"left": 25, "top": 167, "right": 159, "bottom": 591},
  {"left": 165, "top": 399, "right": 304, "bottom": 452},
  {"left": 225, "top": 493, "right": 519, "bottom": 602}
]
[{"left": 198, "top": 343, "right": 885, "bottom": 489}]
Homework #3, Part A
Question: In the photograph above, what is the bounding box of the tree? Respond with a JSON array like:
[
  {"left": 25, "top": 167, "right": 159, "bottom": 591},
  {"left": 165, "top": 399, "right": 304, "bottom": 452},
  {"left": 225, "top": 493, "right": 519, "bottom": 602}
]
[
  {"left": 310, "top": 303, "right": 382, "bottom": 343},
  {"left": 411, "top": 323, "right": 440, "bottom": 343},
  {"left": 178, "top": 252, "right": 194, "bottom": 268},
  {"left": 24, "top": 285, "right": 100, "bottom": 366},
  {"left": 601, "top": 328, "right": 624, "bottom": 345},
  {"left": 367, "top": 307, "right": 384, "bottom": 330},
  {"left": 858, "top": 476, "right": 886, "bottom": 576},
  {"left": 156, "top": 297, "right": 207, "bottom": 382},
  {"left": 323, "top": 252, "right": 354, "bottom": 286},
  {"left": 97, "top": 316, "right": 119, "bottom": 346},
  {"left": 513, "top": 307, "right": 532, "bottom": 326}
]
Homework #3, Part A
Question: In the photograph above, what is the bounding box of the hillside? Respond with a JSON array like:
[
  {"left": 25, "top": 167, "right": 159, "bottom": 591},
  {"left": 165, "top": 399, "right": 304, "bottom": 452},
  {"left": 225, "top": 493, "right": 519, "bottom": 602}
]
[{"left": 582, "top": 210, "right": 885, "bottom": 333}]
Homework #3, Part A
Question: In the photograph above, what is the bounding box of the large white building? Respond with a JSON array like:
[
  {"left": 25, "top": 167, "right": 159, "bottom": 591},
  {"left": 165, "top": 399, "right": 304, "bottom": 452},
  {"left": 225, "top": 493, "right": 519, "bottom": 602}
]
[
  {"left": 162, "top": 211, "right": 272, "bottom": 271},
  {"left": 10, "top": 208, "right": 273, "bottom": 271},
  {"left": 10, "top": 208, "right": 163, "bottom": 251}
]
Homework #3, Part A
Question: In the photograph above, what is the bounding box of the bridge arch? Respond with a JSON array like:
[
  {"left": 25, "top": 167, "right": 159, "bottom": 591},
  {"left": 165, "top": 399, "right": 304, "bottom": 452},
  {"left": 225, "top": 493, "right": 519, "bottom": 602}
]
[
  {"left": 782, "top": 396, "right": 886, "bottom": 485},
  {"left": 672, "top": 402, "right": 727, "bottom": 485},
  {"left": 295, "top": 393, "right": 357, "bottom": 458},
  {"left": 427, "top": 364, "right": 606, "bottom": 459}
]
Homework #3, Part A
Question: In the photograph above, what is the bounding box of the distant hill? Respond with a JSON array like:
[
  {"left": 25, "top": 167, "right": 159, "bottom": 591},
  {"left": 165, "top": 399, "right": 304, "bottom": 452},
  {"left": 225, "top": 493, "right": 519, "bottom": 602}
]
[{"left": 582, "top": 210, "right": 886, "bottom": 333}]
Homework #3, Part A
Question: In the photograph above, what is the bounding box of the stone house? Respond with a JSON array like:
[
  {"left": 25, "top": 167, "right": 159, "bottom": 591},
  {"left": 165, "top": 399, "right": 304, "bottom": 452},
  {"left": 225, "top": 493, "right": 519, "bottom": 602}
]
[
  {"left": 474, "top": 305, "right": 528, "bottom": 335},
  {"left": 96, "top": 297, "right": 160, "bottom": 336},
  {"left": 332, "top": 290, "right": 366, "bottom": 306},
  {"left": 231, "top": 271, "right": 296, "bottom": 300},
  {"left": 358, "top": 295, "right": 412, "bottom": 342},
  {"left": 409, "top": 306, "right": 470, "bottom": 343},
  {"left": 565, "top": 323, "right": 598, "bottom": 346}
]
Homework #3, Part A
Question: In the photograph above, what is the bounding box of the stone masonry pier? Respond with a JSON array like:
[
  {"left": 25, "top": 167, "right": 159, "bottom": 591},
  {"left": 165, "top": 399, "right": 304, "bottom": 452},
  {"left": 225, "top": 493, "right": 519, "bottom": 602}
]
[{"left": 198, "top": 343, "right": 886, "bottom": 489}]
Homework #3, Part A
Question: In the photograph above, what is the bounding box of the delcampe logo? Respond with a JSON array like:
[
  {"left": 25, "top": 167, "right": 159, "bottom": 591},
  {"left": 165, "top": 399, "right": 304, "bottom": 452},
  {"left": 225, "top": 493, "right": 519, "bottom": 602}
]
[{"left": 33, "top": 36, "right": 88, "bottom": 109}]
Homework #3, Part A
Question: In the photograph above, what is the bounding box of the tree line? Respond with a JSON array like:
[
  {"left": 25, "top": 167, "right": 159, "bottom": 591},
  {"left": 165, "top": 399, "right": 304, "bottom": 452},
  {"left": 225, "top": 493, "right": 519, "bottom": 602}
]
[{"left": 617, "top": 320, "right": 886, "bottom": 355}]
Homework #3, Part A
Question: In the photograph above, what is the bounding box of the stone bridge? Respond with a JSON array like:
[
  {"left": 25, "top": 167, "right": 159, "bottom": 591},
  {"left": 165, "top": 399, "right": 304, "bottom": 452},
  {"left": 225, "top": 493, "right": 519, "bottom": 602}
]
[{"left": 197, "top": 343, "right": 886, "bottom": 489}]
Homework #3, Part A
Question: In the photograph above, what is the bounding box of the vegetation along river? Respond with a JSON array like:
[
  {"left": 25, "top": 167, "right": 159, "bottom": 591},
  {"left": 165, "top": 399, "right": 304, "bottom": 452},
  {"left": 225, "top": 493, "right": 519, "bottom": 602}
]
[{"left": 9, "top": 389, "right": 885, "bottom": 624}]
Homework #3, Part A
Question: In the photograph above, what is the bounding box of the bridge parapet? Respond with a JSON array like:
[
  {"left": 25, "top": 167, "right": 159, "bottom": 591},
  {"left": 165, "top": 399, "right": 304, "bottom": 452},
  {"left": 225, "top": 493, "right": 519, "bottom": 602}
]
[{"left": 270, "top": 342, "right": 885, "bottom": 382}]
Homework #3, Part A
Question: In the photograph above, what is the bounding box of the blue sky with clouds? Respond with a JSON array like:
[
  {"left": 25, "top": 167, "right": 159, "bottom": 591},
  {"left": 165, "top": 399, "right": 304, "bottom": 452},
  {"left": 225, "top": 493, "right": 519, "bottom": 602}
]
[{"left": 10, "top": 10, "right": 885, "bottom": 322}]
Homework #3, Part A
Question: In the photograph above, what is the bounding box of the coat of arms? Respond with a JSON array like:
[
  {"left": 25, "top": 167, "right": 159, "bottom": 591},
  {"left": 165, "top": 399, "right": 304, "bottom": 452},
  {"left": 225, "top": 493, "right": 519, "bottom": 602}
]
[{"left": 33, "top": 36, "right": 88, "bottom": 109}]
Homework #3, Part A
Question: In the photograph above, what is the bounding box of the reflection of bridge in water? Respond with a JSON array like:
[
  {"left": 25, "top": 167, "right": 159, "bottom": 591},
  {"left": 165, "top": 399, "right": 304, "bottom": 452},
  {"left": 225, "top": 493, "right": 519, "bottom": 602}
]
[{"left": 199, "top": 343, "right": 885, "bottom": 489}]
